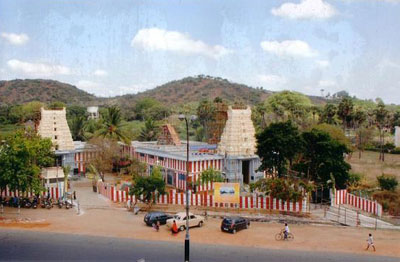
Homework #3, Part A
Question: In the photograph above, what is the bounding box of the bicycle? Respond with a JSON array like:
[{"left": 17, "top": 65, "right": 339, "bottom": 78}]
[{"left": 275, "top": 230, "right": 294, "bottom": 241}]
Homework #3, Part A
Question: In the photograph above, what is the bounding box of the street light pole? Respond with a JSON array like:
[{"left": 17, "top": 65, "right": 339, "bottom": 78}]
[
  {"left": 184, "top": 117, "right": 190, "bottom": 262},
  {"left": 179, "top": 114, "right": 196, "bottom": 262}
]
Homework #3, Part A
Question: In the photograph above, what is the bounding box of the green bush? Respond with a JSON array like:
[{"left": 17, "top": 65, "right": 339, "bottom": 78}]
[{"left": 377, "top": 174, "right": 398, "bottom": 191}]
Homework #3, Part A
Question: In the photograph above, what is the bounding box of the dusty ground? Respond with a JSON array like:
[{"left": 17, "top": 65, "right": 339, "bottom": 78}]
[
  {"left": 348, "top": 151, "right": 400, "bottom": 182},
  {"left": 1, "top": 206, "right": 399, "bottom": 258}
]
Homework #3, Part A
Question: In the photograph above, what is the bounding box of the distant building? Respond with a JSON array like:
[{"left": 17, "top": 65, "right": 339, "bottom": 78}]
[
  {"left": 395, "top": 126, "right": 400, "bottom": 148},
  {"left": 87, "top": 106, "right": 99, "bottom": 120},
  {"left": 41, "top": 167, "right": 65, "bottom": 195}
]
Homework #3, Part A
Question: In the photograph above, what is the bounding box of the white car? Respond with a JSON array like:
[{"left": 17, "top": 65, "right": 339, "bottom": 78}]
[{"left": 166, "top": 212, "right": 205, "bottom": 231}]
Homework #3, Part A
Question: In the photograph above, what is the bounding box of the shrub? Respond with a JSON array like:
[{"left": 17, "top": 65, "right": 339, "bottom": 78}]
[{"left": 377, "top": 174, "right": 398, "bottom": 191}]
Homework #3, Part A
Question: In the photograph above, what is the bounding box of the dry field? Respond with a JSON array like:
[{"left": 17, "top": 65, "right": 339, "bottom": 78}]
[{"left": 348, "top": 151, "right": 400, "bottom": 183}]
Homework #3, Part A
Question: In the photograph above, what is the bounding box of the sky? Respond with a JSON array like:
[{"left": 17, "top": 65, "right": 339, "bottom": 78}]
[{"left": 0, "top": 0, "right": 400, "bottom": 103}]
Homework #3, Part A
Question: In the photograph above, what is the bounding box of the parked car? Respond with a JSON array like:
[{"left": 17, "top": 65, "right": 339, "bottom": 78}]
[
  {"left": 144, "top": 212, "right": 172, "bottom": 226},
  {"left": 221, "top": 217, "right": 250, "bottom": 234},
  {"left": 166, "top": 212, "right": 205, "bottom": 231}
]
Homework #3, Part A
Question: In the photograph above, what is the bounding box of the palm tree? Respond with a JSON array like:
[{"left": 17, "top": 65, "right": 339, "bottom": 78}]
[
  {"left": 70, "top": 116, "right": 87, "bottom": 141},
  {"left": 98, "top": 106, "right": 128, "bottom": 142},
  {"left": 139, "top": 118, "right": 159, "bottom": 141}
]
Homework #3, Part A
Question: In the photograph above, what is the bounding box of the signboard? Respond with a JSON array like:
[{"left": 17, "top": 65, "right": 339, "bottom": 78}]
[{"left": 213, "top": 183, "right": 240, "bottom": 204}]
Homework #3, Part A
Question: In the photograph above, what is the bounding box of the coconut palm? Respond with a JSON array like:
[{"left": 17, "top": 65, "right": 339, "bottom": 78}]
[
  {"left": 70, "top": 116, "right": 87, "bottom": 141},
  {"left": 97, "top": 106, "right": 128, "bottom": 142},
  {"left": 138, "top": 118, "right": 159, "bottom": 141}
]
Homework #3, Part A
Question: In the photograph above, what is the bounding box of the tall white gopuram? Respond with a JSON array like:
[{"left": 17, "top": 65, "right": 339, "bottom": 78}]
[
  {"left": 217, "top": 106, "right": 257, "bottom": 156},
  {"left": 37, "top": 107, "right": 75, "bottom": 151}
]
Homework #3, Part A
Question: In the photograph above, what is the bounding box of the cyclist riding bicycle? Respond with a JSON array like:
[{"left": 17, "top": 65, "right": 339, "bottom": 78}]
[{"left": 283, "top": 223, "right": 290, "bottom": 240}]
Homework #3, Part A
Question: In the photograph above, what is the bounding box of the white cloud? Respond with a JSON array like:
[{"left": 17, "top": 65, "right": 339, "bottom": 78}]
[
  {"left": 316, "top": 60, "right": 330, "bottom": 67},
  {"left": 319, "top": 80, "right": 336, "bottom": 87},
  {"left": 131, "top": 27, "right": 232, "bottom": 59},
  {"left": 1, "top": 32, "right": 29, "bottom": 45},
  {"left": 7, "top": 59, "right": 71, "bottom": 77},
  {"left": 260, "top": 40, "right": 318, "bottom": 57},
  {"left": 257, "top": 74, "right": 287, "bottom": 86},
  {"left": 271, "top": 0, "right": 337, "bottom": 20},
  {"left": 93, "top": 69, "right": 108, "bottom": 77}
]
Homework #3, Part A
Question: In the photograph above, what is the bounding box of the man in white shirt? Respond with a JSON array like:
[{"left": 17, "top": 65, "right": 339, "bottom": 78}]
[
  {"left": 284, "top": 223, "right": 290, "bottom": 240},
  {"left": 366, "top": 233, "right": 376, "bottom": 251}
]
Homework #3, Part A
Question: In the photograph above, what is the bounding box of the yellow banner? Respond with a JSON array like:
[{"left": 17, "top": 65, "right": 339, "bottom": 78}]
[{"left": 214, "top": 183, "right": 240, "bottom": 204}]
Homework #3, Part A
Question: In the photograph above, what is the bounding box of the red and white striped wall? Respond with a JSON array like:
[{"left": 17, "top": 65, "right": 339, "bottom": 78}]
[
  {"left": 333, "top": 189, "right": 382, "bottom": 217},
  {"left": 1, "top": 186, "right": 62, "bottom": 200},
  {"left": 97, "top": 181, "right": 307, "bottom": 213}
]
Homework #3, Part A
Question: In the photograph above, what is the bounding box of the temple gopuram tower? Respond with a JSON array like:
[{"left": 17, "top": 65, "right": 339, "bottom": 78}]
[{"left": 37, "top": 107, "right": 75, "bottom": 151}]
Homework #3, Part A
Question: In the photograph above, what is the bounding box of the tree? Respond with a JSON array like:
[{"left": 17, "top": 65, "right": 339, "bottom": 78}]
[
  {"left": 22, "top": 101, "right": 45, "bottom": 124},
  {"left": 69, "top": 116, "right": 87, "bottom": 141},
  {"left": 319, "top": 104, "right": 337, "bottom": 125},
  {"left": 250, "top": 177, "right": 313, "bottom": 202},
  {"left": 134, "top": 97, "right": 161, "bottom": 121},
  {"left": 337, "top": 97, "right": 354, "bottom": 130},
  {"left": 0, "top": 130, "right": 54, "bottom": 195},
  {"left": 265, "top": 91, "right": 312, "bottom": 125},
  {"left": 197, "top": 168, "right": 224, "bottom": 185},
  {"left": 256, "top": 121, "right": 303, "bottom": 177},
  {"left": 294, "top": 129, "right": 351, "bottom": 189},
  {"left": 66, "top": 105, "right": 87, "bottom": 120},
  {"left": 128, "top": 166, "right": 166, "bottom": 208},
  {"left": 87, "top": 137, "right": 121, "bottom": 182},
  {"left": 124, "top": 158, "right": 147, "bottom": 179},
  {"left": 313, "top": 123, "right": 352, "bottom": 150},
  {"left": 374, "top": 101, "right": 389, "bottom": 161},
  {"left": 196, "top": 99, "right": 215, "bottom": 141},
  {"left": 355, "top": 127, "right": 374, "bottom": 159},
  {"left": 377, "top": 174, "right": 398, "bottom": 192},
  {"left": 138, "top": 118, "right": 159, "bottom": 141},
  {"left": 98, "top": 106, "right": 128, "bottom": 142},
  {"left": 48, "top": 101, "right": 66, "bottom": 109}
]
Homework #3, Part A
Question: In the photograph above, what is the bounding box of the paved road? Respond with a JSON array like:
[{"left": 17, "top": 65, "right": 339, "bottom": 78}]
[{"left": 0, "top": 229, "right": 397, "bottom": 262}]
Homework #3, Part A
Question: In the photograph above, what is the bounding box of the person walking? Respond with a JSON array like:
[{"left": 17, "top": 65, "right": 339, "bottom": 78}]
[{"left": 366, "top": 233, "right": 376, "bottom": 252}]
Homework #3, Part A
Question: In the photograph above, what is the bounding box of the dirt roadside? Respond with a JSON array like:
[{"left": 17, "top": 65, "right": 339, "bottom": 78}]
[{"left": 1, "top": 206, "right": 399, "bottom": 258}]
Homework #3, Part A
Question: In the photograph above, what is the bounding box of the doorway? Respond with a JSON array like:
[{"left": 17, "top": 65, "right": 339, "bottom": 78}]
[{"left": 242, "top": 160, "right": 250, "bottom": 184}]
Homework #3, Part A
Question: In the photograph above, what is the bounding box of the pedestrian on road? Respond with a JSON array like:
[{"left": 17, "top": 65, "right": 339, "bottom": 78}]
[
  {"left": 171, "top": 220, "right": 178, "bottom": 235},
  {"left": 365, "top": 233, "right": 376, "bottom": 252}
]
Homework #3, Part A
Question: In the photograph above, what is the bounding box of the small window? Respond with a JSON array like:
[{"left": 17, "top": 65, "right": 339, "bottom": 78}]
[
  {"left": 55, "top": 145, "right": 59, "bottom": 150},
  {"left": 54, "top": 122, "right": 56, "bottom": 125},
  {"left": 54, "top": 128, "right": 57, "bottom": 131},
  {"left": 54, "top": 135, "right": 58, "bottom": 140},
  {"left": 190, "top": 215, "right": 196, "bottom": 219}
]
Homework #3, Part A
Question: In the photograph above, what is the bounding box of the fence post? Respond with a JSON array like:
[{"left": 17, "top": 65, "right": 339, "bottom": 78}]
[
  {"left": 337, "top": 204, "right": 340, "bottom": 222},
  {"left": 344, "top": 208, "right": 346, "bottom": 225},
  {"left": 324, "top": 206, "right": 327, "bottom": 218},
  {"left": 356, "top": 210, "right": 360, "bottom": 227},
  {"left": 0, "top": 204, "right": 3, "bottom": 217},
  {"left": 375, "top": 215, "right": 377, "bottom": 230}
]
